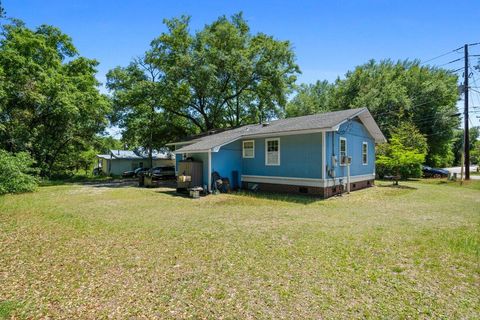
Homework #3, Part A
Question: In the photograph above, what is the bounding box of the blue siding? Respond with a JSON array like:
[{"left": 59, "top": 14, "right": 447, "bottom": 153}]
[
  {"left": 211, "top": 140, "right": 243, "bottom": 188},
  {"left": 241, "top": 132, "right": 323, "bottom": 179},
  {"left": 175, "top": 118, "right": 376, "bottom": 190},
  {"left": 325, "top": 120, "right": 375, "bottom": 178},
  {"left": 175, "top": 154, "right": 183, "bottom": 174}
]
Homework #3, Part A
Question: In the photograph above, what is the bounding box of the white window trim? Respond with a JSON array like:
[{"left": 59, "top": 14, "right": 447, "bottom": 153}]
[
  {"left": 362, "top": 141, "right": 368, "bottom": 165},
  {"left": 339, "top": 137, "right": 347, "bottom": 166},
  {"left": 242, "top": 140, "right": 255, "bottom": 158},
  {"left": 265, "top": 138, "right": 280, "bottom": 166}
]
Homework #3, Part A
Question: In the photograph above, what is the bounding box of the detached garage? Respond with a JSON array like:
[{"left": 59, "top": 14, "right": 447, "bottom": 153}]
[{"left": 96, "top": 149, "right": 175, "bottom": 176}]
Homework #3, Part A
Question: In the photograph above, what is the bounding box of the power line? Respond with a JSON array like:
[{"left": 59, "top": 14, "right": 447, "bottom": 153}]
[
  {"left": 420, "top": 48, "right": 461, "bottom": 65},
  {"left": 437, "top": 57, "right": 464, "bottom": 67},
  {"left": 448, "top": 67, "right": 464, "bottom": 74}
]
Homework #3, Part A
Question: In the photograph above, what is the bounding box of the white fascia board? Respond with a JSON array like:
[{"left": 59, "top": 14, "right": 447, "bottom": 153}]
[
  {"left": 332, "top": 108, "right": 366, "bottom": 131},
  {"left": 331, "top": 108, "right": 387, "bottom": 143},
  {"left": 174, "top": 149, "right": 211, "bottom": 154},
  {"left": 212, "top": 138, "right": 240, "bottom": 152}
]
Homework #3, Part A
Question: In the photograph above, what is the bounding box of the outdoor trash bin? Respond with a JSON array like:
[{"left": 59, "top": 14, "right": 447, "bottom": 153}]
[
  {"left": 138, "top": 175, "right": 145, "bottom": 187},
  {"left": 188, "top": 187, "right": 203, "bottom": 199}
]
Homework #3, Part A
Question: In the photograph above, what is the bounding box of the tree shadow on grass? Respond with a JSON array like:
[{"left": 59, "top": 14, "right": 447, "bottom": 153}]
[
  {"left": 155, "top": 189, "right": 322, "bottom": 204},
  {"left": 234, "top": 191, "right": 322, "bottom": 204},
  {"left": 376, "top": 183, "right": 417, "bottom": 190},
  {"left": 40, "top": 178, "right": 136, "bottom": 188},
  {"left": 155, "top": 189, "right": 191, "bottom": 199}
]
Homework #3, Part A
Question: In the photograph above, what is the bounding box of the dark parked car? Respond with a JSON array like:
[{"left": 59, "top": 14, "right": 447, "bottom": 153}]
[
  {"left": 150, "top": 166, "right": 176, "bottom": 180},
  {"left": 422, "top": 166, "right": 449, "bottom": 178},
  {"left": 122, "top": 167, "right": 149, "bottom": 178},
  {"left": 122, "top": 169, "right": 135, "bottom": 178}
]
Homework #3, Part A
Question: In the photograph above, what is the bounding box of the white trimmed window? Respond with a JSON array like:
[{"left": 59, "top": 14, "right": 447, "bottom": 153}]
[
  {"left": 242, "top": 140, "right": 255, "bottom": 158},
  {"left": 339, "top": 137, "right": 347, "bottom": 166},
  {"left": 265, "top": 138, "right": 280, "bottom": 166},
  {"left": 362, "top": 142, "right": 368, "bottom": 165}
]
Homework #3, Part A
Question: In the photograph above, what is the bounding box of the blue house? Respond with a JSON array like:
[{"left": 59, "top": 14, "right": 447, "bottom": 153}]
[{"left": 169, "top": 108, "right": 386, "bottom": 197}]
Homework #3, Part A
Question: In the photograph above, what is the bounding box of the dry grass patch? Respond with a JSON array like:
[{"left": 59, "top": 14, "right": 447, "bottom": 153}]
[{"left": 0, "top": 180, "right": 479, "bottom": 318}]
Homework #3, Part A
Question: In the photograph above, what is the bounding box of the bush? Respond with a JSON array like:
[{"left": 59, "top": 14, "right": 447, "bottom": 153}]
[
  {"left": 471, "top": 140, "right": 480, "bottom": 165},
  {"left": 0, "top": 150, "right": 38, "bottom": 195},
  {"left": 376, "top": 123, "right": 427, "bottom": 179}
]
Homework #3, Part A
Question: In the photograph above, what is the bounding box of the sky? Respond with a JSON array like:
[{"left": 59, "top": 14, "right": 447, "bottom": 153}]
[{"left": 4, "top": 0, "right": 480, "bottom": 128}]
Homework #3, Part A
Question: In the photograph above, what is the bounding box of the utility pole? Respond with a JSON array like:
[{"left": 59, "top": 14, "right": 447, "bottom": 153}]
[{"left": 464, "top": 44, "right": 470, "bottom": 180}]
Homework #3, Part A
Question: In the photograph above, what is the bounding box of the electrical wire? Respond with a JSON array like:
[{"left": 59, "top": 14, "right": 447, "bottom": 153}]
[
  {"left": 420, "top": 47, "right": 463, "bottom": 65},
  {"left": 436, "top": 57, "right": 464, "bottom": 67}
]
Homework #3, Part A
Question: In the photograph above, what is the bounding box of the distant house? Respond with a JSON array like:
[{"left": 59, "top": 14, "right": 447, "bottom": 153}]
[
  {"left": 96, "top": 149, "right": 175, "bottom": 176},
  {"left": 168, "top": 108, "right": 386, "bottom": 197}
]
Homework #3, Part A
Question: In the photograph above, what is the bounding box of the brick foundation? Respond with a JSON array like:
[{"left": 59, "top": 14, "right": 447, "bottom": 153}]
[{"left": 241, "top": 179, "right": 374, "bottom": 198}]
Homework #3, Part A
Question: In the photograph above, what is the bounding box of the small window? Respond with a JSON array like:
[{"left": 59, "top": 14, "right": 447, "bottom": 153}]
[
  {"left": 362, "top": 142, "right": 368, "bottom": 165},
  {"left": 265, "top": 138, "right": 280, "bottom": 166},
  {"left": 243, "top": 140, "right": 255, "bottom": 158},
  {"left": 339, "top": 137, "right": 347, "bottom": 166}
]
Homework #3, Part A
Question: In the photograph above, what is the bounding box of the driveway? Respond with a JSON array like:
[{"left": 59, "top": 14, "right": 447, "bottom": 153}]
[{"left": 443, "top": 166, "right": 480, "bottom": 180}]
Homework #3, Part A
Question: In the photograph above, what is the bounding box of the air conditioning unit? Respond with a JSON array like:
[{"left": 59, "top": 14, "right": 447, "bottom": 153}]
[
  {"left": 331, "top": 155, "right": 338, "bottom": 167},
  {"left": 341, "top": 156, "right": 352, "bottom": 165}
]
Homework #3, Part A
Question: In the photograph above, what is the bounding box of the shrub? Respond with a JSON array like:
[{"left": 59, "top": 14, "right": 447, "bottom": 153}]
[
  {"left": 0, "top": 150, "right": 38, "bottom": 195},
  {"left": 376, "top": 123, "right": 427, "bottom": 179},
  {"left": 471, "top": 140, "right": 480, "bottom": 165}
]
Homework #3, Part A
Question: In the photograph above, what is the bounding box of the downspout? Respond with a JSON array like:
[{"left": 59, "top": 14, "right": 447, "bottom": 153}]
[
  {"left": 322, "top": 132, "right": 326, "bottom": 182},
  {"left": 331, "top": 131, "right": 336, "bottom": 188},
  {"left": 207, "top": 150, "right": 212, "bottom": 193}
]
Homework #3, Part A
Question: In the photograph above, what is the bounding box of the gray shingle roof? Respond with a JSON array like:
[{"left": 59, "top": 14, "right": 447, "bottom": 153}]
[
  {"left": 97, "top": 154, "right": 112, "bottom": 160},
  {"left": 110, "top": 150, "right": 142, "bottom": 159},
  {"left": 100, "top": 149, "right": 175, "bottom": 160},
  {"left": 175, "top": 108, "right": 386, "bottom": 153}
]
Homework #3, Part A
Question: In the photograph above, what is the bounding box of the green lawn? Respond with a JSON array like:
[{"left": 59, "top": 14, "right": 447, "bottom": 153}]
[{"left": 0, "top": 180, "right": 479, "bottom": 318}]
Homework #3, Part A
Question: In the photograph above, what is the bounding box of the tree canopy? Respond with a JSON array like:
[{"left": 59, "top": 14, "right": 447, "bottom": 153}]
[
  {"left": 287, "top": 60, "right": 460, "bottom": 166},
  {"left": 0, "top": 1, "right": 5, "bottom": 20},
  {"left": 0, "top": 20, "right": 111, "bottom": 176},
  {"left": 285, "top": 80, "right": 333, "bottom": 117},
  {"left": 106, "top": 55, "right": 194, "bottom": 167},
  {"left": 107, "top": 13, "right": 299, "bottom": 139},
  {"left": 330, "top": 60, "right": 459, "bottom": 166}
]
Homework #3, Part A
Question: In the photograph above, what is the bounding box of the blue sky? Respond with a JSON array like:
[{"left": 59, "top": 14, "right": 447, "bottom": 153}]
[{"left": 4, "top": 0, "right": 480, "bottom": 128}]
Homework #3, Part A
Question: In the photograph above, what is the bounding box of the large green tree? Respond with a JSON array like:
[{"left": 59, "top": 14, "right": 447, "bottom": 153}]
[
  {"left": 329, "top": 60, "right": 459, "bottom": 166},
  {"left": 0, "top": 21, "right": 110, "bottom": 175},
  {"left": 285, "top": 80, "right": 333, "bottom": 117},
  {"left": 106, "top": 56, "right": 192, "bottom": 167},
  {"left": 146, "top": 13, "right": 299, "bottom": 131}
]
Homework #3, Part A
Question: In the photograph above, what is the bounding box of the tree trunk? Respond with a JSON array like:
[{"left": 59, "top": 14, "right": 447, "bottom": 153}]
[{"left": 235, "top": 96, "right": 240, "bottom": 127}]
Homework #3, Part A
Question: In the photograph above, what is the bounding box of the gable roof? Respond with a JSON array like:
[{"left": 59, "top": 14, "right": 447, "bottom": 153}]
[
  {"left": 97, "top": 154, "right": 112, "bottom": 160},
  {"left": 174, "top": 108, "right": 386, "bottom": 153},
  {"left": 110, "top": 150, "right": 142, "bottom": 159},
  {"left": 97, "top": 149, "right": 175, "bottom": 160}
]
